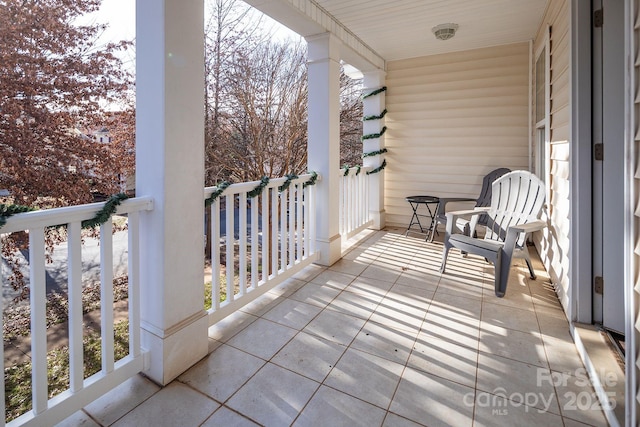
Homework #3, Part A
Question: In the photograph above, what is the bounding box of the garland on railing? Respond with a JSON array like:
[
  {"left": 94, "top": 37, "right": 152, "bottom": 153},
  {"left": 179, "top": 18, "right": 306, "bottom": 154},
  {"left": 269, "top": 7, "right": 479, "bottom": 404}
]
[
  {"left": 303, "top": 171, "right": 318, "bottom": 188},
  {"left": 366, "top": 159, "right": 387, "bottom": 175},
  {"left": 362, "top": 86, "right": 387, "bottom": 99},
  {"left": 363, "top": 109, "right": 387, "bottom": 121},
  {"left": 205, "top": 181, "right": 232, "bottom": 207},
  {"left": 0, "top": 204, "right": 35, "bottom": 229},
  {"left": 247, "top": 176, "right": 270, "bottom": 198},
  {"left": 341, "top": 165, "right": 363, "bottom": 177},
  {"left": 362, "top": 148, "right": 388, "bottom": 159},
  {"left": 278, "top": 174, "right": 299, "bottom": 192},
  {"left": 361, "top": 126, "right": 387, "bottom": 141},
  {"left": 82, "top": 193, "right": 129, "bottom": 229}
]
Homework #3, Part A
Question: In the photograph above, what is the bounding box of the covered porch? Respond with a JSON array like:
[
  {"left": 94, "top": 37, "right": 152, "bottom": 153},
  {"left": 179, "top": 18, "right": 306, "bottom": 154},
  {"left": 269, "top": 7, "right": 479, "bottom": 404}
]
[{"left": 57, "top": 229, "right": 608, "bottom": 427}]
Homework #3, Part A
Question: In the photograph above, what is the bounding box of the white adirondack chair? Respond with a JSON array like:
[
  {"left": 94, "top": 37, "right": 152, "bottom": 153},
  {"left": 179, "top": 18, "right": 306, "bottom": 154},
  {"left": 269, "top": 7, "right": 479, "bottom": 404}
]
[{"left": 440, "top": 170, "right": 546, "bottom": 297}]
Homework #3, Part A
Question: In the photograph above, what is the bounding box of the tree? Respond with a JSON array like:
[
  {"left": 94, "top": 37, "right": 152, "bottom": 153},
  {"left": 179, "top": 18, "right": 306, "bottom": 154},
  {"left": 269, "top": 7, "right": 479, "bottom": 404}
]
[
  {"left": 0, "top": 0, "right": 134, "bottom": 298},
  {"left": 0, "top": 0, "right": 133, "bottom": 207}
]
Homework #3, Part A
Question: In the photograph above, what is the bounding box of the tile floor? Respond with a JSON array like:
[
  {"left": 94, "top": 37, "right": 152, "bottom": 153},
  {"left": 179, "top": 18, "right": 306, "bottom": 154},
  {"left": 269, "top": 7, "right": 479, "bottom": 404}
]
[{"left": 57, "top": 228, "right": 610, "bottom": 427}]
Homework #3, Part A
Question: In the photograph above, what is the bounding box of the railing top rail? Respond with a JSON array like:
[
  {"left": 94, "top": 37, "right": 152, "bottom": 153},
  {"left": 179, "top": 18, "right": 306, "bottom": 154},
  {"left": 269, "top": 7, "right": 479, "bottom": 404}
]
[
  {"left": 204, "top": 173, "right": 320, "bottom": 198},
  {"left": 0, "top": 196, "right": 154, "bottom": 234}
]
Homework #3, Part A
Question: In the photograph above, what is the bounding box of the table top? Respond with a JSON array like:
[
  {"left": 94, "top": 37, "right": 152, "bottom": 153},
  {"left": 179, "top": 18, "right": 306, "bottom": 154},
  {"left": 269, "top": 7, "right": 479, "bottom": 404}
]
[{"left": 406, "top": 195, "right": 439, "bottom": 203}]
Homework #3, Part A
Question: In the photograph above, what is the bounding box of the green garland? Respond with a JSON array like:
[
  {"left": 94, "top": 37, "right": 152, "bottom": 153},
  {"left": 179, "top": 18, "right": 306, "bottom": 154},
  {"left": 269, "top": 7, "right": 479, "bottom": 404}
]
[
  {"left": 355, "top": 165, "right": 362, "bottom": 175},
  {"left": 248, "top": 176, "right": 270, "bottom": 198},
  {"left": 342, "top": 165, "right": 350, "bottom": 176},
  {"left": 0, "top": 204, "right": 35, "bottom": 229},
  {"left": 205, "top": 181, "right": 232, "bottom": 207},
  {"left": 278, "top": 174, "right": 299, "bottom": 192},
  {"left": 366, "top": 159, "right": 387, "bottom": 175},
  {"left": 361, "top": 126, "right": 387, "bottom": 141},
  {"left": 363, "top": 109, "right": 387, "bottom": 121},
  {"left": 303, "top": 171, "right": 318, "bottom": 188},
  {"left": 363, "top": 86, "right": 387, "bottom": 99},
  {"left": 82, "top": 193, "right": 129, "bottom": 229},
  {"left": 342, "top": 165, "right": 362, "bottom": 177},
  {"left": 362, "top": 148, "right": 388, "bottom": 158}
]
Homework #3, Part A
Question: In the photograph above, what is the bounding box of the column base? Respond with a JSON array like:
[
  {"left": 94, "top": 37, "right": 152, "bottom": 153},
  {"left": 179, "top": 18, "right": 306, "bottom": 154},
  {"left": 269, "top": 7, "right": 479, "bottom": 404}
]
[
  {"left": 141, "top": 311, "right": 208, "bottom": 385},
  {"left": 315, "top": 233, "right": 342, "bottom": 266},
  {"left": 369, "top": 209, "right": 386, "bottom": 230}
]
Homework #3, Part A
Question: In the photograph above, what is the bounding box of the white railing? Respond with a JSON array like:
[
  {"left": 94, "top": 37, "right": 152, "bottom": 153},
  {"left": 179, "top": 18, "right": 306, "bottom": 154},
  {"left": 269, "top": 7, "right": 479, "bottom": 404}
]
[
  {"left": 0, "top": 196, "right": 153, "bottom": 427},
  {"left": 205, "top": 173, "right": 319, "bottom": 325},
  {"left": 339, "top": 166, "right": 373, "bottom": 240}
]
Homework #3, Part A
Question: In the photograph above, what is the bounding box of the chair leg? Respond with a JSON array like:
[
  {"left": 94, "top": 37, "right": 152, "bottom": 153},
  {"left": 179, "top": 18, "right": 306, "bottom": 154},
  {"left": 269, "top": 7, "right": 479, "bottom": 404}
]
[
  {"left": 440, "top": 241, "right": 451, "bottom": 273},
  {"left": 494, "top": 249, "right": 507, "bottom": 297},
  {"left": 522, "top": 248, "right": 537, "bottom": 280}
]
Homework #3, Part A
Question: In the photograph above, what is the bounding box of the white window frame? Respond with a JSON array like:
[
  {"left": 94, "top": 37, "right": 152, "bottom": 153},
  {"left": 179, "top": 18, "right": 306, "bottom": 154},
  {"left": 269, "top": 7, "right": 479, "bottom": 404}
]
[{"left": 534, "top": 27, "right": 551, "bottom": 204}]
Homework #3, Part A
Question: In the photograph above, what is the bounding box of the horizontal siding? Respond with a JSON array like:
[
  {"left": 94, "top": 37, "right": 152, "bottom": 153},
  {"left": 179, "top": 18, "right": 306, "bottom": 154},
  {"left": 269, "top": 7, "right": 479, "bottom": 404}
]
[
  {"left": 533, "top": 0, "right": 570, "bottom": 310},
  {"left": 385, "top": 42, "right": 530, "bottom": 227}
]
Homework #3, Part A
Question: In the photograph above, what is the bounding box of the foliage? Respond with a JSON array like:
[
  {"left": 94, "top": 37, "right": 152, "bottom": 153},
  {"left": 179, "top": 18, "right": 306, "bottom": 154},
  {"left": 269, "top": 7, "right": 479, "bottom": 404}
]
[
  {"left": 0, "top": 0, "right": 135, "bottom": 298},
  {"left": 4, "top": 320, "right": 130, "bottom": 422}
]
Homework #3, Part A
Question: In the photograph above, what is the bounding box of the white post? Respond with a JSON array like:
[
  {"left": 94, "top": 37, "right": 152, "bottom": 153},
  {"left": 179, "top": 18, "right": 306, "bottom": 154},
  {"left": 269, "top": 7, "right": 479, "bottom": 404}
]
[
  {"left": 306, "top": 33, "right": 342, "bottom": 265},
  {"left": 362, "top": 71, "right": 387, "bottom": 230},
  {"left": 136, "top": 0, "right": 207, "bottom": 385}
]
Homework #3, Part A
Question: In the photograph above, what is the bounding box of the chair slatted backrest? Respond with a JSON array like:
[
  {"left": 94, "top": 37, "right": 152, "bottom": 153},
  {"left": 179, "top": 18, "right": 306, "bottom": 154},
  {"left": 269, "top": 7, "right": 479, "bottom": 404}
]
[
  {"left": 484, "top": 171, "right": 546, "bottom": 246},
  {"left": 475, "top": 167, "right": 511, "bottom": 226}
]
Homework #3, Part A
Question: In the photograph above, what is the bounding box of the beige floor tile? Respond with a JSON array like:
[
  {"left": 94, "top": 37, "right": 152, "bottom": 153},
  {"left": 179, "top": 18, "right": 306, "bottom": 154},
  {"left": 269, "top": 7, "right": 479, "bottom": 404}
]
[
  {"left": 55, "top": 410, "right": 100, "bottom": 427},
  {"left": 350, "top": 320, "right": 418, "bottom": 364},
  {"left": 309, "top": 269, "right": 357, "bottom": 289},
  {"left": 382, "top": 412, "right": 426, "bottom": 427},
  {"left": 359, "top": 263, "right": 404, "bottom": 283},
  {"left": 324, "top": 347, "right": 404, "bottom": 408},
  {"left": 394, "top": 270, "right": 440, "bottom": 292},
  {"left": 429, "top": 291, "right": 482, "bottom": 320},
  {"left": 111, "top": 382, "right": 218, "bottom": 427},
  {"left": 387, "top": 282, "right": 434, "bottom": 310},
  {"left": 389, "top": 367, "right": 475, "bottom": 427},
  {"left": 269, "top": 277, "right": 307, "bottom": 298},
  {"left": 408, "top": 336, "right": 478, "bottom": 388},
  {"left": 288, "top": 282, "right": 343, "bottom": 308},
  {"left": 555, "top": 373, "right": 611, "bottom": 427},
  {"left": 226, "top": 318, "right": 297, "bottom": 360},
  {"left": 344, "top": 276, "right": 395, "bottom": 298},
  {"left": 262, "top": 298, "right": 323, "bottom": 329},
  {"left": 303, "top": 309, "right": 367, "bottom": 345},
  {"left": 472, "top": 395, "right": 564, "bottom": 427},
  {"left": 294, "top": 385, "right": 387, "bottom": 427},
  {"left": 476, "top": 353, "right": 559, "bottom": 414},
  {"left": 478, "top": 327, "right": 547, "bottom": 367},
  {"left": 178, "top": 344, "right": 265, "bottom": 402},
  {"left": 325, "top": 289, "right": 382, "bottom": 320},
  {"left": 227, "top": 363, "right": 319, "bottom": 427},
  {"left": 271, "top": 331, "right": 346, "bottom": 382},
  {"left": 480, "top": 301, "right": 540, "bottom": 334},
  {"left": 292, "top": 263, "right": 325, "bottom": 281},
  {"left": 201, "top": 406, "right": 260, "bottom": 426},
  {"left": 328, "top": 258, "right": 370, "bottom": 276},
  {"left": 208, "top": 310, "right": 259, "bottom": 342},
  {"left": 542, "top": 335, "right": 586, "bottom": 374},
  {"left": 84, "top": 375, "right": 160, "bottom": 426},
  {"left": 422, "top": 311, "right": 481, "bottom": 350},
  {"left": 369, "top": 296, "right": 428, "bottom": 334}
]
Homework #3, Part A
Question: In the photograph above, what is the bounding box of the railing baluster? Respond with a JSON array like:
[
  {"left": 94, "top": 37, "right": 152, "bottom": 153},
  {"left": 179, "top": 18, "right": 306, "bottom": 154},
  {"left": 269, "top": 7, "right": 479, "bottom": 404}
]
[
  {"left": 68, "top": 221, "right": 84, "bottom": 392},
  {"left": 288, "top": 186, "right": 295, "bottom": 268},
  {"left": 261, "top": 190, "right": 269, "bottom": 284},
  {"left": 304, "top": 185, "right": 310, "bottom": 257},
  {"left": 29, "top": 226, "right": 48, "bottom": 415},
  {"left": 100, "top": 220, "right": 115, "bottom": 373},
  {"left": 212, "top": 199, "right": 221, "bottom": 309},
  {"left": 339, "top": 176, "right": 344, "bottom": 236},
  {"left": 280, "top": 189, "right": 287, "bottom": 271},
  {"left": 310, "top": 184, "right": 316, "bottom": 253},
  {"left": 239, "top": 193, "right": 247, "bottom": 295},
  {"left": 296, "top": 183, "right": 303, "bottom": 262},
  {"left": 127, "top": 211, "right": 141, "bottom": 358},
  {"left": 271, "top": 188, "right": 278, "bottom": 277},
  {"left": 251, "top": 196, "right": 259, "bottom": 290},
  {"left": 225, "top": 194, "right": 234, "bottom": 303}
]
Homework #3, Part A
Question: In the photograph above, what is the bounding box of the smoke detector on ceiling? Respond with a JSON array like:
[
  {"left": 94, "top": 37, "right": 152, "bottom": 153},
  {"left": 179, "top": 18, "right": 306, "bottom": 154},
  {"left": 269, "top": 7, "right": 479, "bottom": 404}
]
[{"left": 432, "top": 23, "right": 459, "bottom": 41}]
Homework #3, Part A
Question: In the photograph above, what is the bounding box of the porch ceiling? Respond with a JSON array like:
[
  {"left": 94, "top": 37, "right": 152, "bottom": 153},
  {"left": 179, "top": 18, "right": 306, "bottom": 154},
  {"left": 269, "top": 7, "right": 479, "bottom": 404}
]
[{"left": 249, "top": 0, "right": 548, "bottom": 63}]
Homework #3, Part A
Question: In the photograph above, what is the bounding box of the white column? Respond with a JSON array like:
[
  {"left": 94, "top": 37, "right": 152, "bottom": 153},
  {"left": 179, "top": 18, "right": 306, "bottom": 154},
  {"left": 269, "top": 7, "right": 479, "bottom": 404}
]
[
  {"left": 362, "top": 70, "right": 386, "bottom": 230},
  {"left": 306, "top": 33, "right": 342, "bottom": 265},
  {"left": 136, "top": 0, "right": 207, "bottom": 385}
]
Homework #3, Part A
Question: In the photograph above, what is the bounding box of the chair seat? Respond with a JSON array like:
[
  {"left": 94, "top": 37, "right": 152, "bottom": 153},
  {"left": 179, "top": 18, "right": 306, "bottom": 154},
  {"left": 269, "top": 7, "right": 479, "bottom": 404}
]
[{"left": 448, "top": 233, "right": 503, "bottom": 261}]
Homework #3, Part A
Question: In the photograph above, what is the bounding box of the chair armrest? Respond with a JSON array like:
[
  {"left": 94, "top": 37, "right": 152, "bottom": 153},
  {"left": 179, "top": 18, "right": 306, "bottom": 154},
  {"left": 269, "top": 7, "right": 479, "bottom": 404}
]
[
  {"left": 445, "top": 207, "right": 490, "bottom": 235},
  {"left": 508, "top": 219, "right": 546, "bottom": 233}
]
